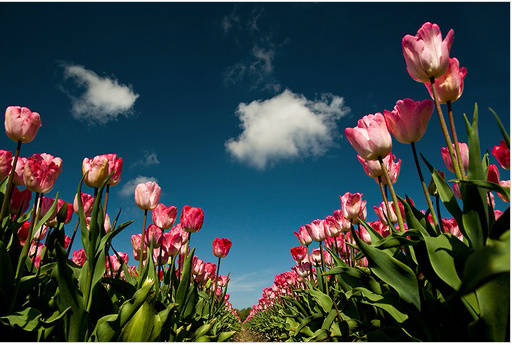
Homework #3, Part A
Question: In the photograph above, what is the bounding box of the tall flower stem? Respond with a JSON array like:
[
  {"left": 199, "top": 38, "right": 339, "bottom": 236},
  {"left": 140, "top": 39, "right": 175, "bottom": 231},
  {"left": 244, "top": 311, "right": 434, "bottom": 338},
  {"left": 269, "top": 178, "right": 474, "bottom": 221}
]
[
  {"left": 378, "top": 157, "right": 406, "bottom": 233},
  {"left": 15, "top": 192, "right": 41, "bottom": 279},
  {"left": 306, "top": 244, "right": 314, "bottom": 284},
  {"left": 104, "top": 185, "right": 110, "bottom": 217},
  {"left": 319, "top": 241, "right": 329, "bottom": 295},
  {"left": 210, "top": 257, "right": 222, "bottom": 317},
  {"left": 66, "top": 222, "right": 80, "bottom": 257},
  {"left": 0, "top": 141, "right": 22, "bottom": 223},
  {"left": 138, "top": 209, "right": 148, "bottom": 272},
  {"left": 430, "top": 77, "right": 463, "bottom": 181},
  {"left": 334, "top": 236, "right": 340, "bottom": 258},
  {"left": 446, "top": 101, "right": 466, "bottom": 179},
  {"left": 157, "top": 234, "right": 164, "bottom": 284},
  {"left": 377, "top": 176, "right": 396, "bottom": 232},
  {"left": 411, "top": 142, "right": 440, "bottom": 231},
  {"left": 436, "top": 195, "right": 443, "bottom": 229}
]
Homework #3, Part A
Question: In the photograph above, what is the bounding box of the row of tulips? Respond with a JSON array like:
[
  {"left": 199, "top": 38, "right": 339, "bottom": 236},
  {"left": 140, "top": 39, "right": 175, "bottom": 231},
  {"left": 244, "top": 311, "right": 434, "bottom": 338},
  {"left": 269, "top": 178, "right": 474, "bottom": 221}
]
[
  {"left": 0, "top": 107, "right": 241, "bottom": 340},
  {"left": 244, "top": 22, "right": 509, "bottom": 342}
]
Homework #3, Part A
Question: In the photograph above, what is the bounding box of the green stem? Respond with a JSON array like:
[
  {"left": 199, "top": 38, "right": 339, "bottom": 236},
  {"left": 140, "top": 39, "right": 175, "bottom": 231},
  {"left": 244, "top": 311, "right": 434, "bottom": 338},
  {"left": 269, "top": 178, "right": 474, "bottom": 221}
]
[
  {"left": 319, "top": 241, "right": 329, "bottom": 295},
  {"left": 0, "top": 141, "right": 22, "bottom": 223},
  {"left": 378, "top": 157, "right": 406, "bottom": 233},
  {"left": 411, "top": 142, "right": 440, "bottom": 232},
  {"left": 210, "top": 256, "right": 222, "bottom": 318},
  {"left": 104, "top": 185, "right": 110, "bottom": 217},
  {"left": 377, "top": 176, "right": 396, "bottom": 232},
  {"left": 66, "top": 222, "right": 80, "bottom": 257},
  {"left": 430, "top": 77, "right": 463, "bottom": 181},
  {"left": 447, "top": 101, "right": 466, "bottom": 179},
  {"left": 15, "top": 192, "right": 41, "bottom": 279},
  {"left": 138, "top": 209, "right": 148, "bottom": 273}
]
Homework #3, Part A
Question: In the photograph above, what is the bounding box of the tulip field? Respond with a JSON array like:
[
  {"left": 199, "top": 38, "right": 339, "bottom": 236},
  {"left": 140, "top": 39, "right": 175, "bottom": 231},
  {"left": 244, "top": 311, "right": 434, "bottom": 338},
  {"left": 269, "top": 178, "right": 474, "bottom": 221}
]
[{"left": 0, "top": 20, "right": 509, "bottom": 342}]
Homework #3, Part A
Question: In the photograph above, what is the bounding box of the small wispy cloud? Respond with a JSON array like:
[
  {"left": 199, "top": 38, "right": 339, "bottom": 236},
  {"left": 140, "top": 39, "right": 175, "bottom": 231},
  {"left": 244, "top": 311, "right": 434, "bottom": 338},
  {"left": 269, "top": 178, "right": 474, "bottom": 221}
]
[
  {"left": 131, "top": 151, "right": 160, "bottom": 168},
  {"left": 221, "top": 7, "right": 240, "bottom": 33},
  {"left": 62, "top": 64, "right": 139, "bottom": 125},
  {"left": 119, "top": 176, "right": 158, "bottom": 197},
  {"left": 225, "top": 89, "right": 350, "bottom": 169}
]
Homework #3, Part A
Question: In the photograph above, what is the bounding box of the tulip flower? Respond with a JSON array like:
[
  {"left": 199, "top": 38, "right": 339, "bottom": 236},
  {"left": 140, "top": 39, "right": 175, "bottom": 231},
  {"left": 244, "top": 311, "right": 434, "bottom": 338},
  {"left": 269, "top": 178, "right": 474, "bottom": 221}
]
[
  {"left": 345, "top": 113, "right": 392, "bottom": 161},
  {"left": 144, "top": 224, "right": 163, "bottom": 248},
  {"left": 134, "top": 181, "right": 161, "bottom": 211},
  {"left": 369, "top": 220, "right": 390, "bottom": 238},
  {"left": 294, "top": 226, "right": 313, "bottom": 246},
  {"left": 131, "top": 234, "right": 147, "bottom": 261},
  {"left": 4, "top": 106, "right": 42, "bottom": 144},
  {"left": 17, "top": 221, "right": 31, "bottom": 245},
  {"left": 441, "top": 218, "right": 464, "bottom": 241},
  {"left": 442, "top": 142, "right": 469, "bottom": 173},
  {"left": 39, "top": 197, "right": 58, "bottom": 222},
  {"left": 192, "top": 256, "right": 205, "bottom": 276},
  {"left": 453, "top": 182, "right": 462, "bottom": 199},
  {"left": 0, "top": 150, "right": 13, "bottom": 180},
  {"left": 29, "top": 242, "right": 44, "bottom": 269},
  {"left": 498, "top": 180, "right": 510, "bottom": 202},
  {"left": 213, "top": 238, "right": 232, "bottom": 258},
  {"left": 492, "top": 140, "right": 510, "bottom": 170},
  {"left": 82, "top": 156, "right": 109, "bottom": 188},
  {"left": 102, "top": 154, "right": 123, "bottom": 186},
  {"left": 152, "top": 203, "right": 178, "bottom": 230},
  {"left": 290, "top": 246, "right": 308, "bottom": 262},
  {"left": 377, "top": 154, "right": 402, "bottom": 186},
  {"left": 374, "top": 202, "right": 398, "bottom": 225},
  {"left": 340, "top": 192, "right": 364, "bottom": 221},
  {"left": 33, "top": 225, "right": 48, "bottom": 242},
  {"left": 162, "top": 232, "right": 183, "bottom": 257},
  {"left": 73, "top": 193, "right": 95, "bottom": 216},
  {"left": 425, "top": 58, "right": 467, "bottom": 104},
  {"left": 488, "top": 164, "right": 500, "bottom": 184},
  {"left": 332, "top": 210, "right": 351, "bottom": 233},
  {"left": 12, "top": 157, "right": 27, "bottom": 186},
  {"left": 402, "top": 22, "right": 454, "bottom": 83},
  {"left": 180, "top": 206, "right": 204, "bottom": 233},
  {"left": 9, "top": 186, "right": 31, "bottom": 215},
  {"left": 24, "top": 153, "right": 63, "bottom": 194},
  {"left": 324, "top": 216, "right": 342, "bottom": 237},
  {"left": 47, "top": 199, "right": 73, "bottom": 227},
  {"left": 384, "top": 99, "right": 434, "bottom": 144},
  {"left": 494, "top": 210, "right": 504, "bottom": 221},
  {"left": 359, "top": 227, "right": 372, "bottom": 244},
  {"left": 72, "top": 249, "right": 87, "bottom": 266},
  {"left": 305, "top": 220, "right": 326, "bottom": 242},
  {"left": 153, "top": 247, "right": 169, "bottom": 265}
]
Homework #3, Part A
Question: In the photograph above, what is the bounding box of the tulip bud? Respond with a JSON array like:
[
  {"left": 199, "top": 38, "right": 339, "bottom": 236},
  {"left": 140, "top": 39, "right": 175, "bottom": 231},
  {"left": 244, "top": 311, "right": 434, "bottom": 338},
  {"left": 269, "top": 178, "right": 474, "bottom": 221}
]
[
  {"left": 4, "top": 106, "right": 42, "bottom": 143},
  {"left": 488, "top": 164, "right": 500, "bottom": 185},
  {"left": 17, "top": 221, "right": 31, "bottom": 245},
  {"left": 131, "top": 234, "right": 147, "bottom": 261},
  {"left": 384, "top": 99, "right": 434, "bottom": 144},
  {"left": 82, "top": 156, "right": 109, "bottom": 188},
  {"left": 134, "top": 181, "right": 161, "bottom": 210},
  {"left": 0, "top": 150, "right": 13, "bottom": 181},
  {"left": 24, "top": 153, "right": 63, "bottom": 194},
  {"left": 402, "top": 22, "right": 454, "bottom": 83},
  {"left": 345, "top": 113, "right": 392, "bottom": 161},
  {"left": 152, "top": 204, "right": 178, "bottom": 230},
  {"left": 213, "top": 238, "right": 232, "bottom": 258},
  {"left": 12, "top": 157, "right": 27, "bottom": 186},
  {"left": 441, "top": 143, "right": 469, "bottom": 173},
  {"left": 180, "top": 206, "right": 204, "bottom": 233},
  {"left": 492, "top": 140, "right": 510, "bottom": 170}
]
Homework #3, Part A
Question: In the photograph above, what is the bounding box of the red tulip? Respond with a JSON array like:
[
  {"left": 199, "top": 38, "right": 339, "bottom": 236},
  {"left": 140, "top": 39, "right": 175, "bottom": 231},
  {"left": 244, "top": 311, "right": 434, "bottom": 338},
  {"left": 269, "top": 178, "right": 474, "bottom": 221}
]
[
  {"left": 72, "top": 249, "right": 87, "bottom": 266},
  {"left": 290, "top": 246, "right": 308, "bottom": 262},
  {"left": 384, "top": 99, "right": 434, "bottom": 144},
  {"left": 402, "top": 22, "right": 454, "bottom": 83},
  {"left": 425, "top": 58, "right": 467, "bottom": 104},
  {"left": 4, "top": 106, "right": 42, "bottom": 143},
  {"left": 180, "top": 206, "right": 204, "bottom": 233},
  {"left": 24, "top": 153, "right": 63, "bottom": 194},
  {"left": 134, "top": 181, "right": 161, "bottom": 210},
  {"left": 345, "top": 113, "right": 392, "bottom": 160},
  {"left": 9, "top": 186, "right": 31, "bottom": 215},
  {"left": 17, "top": 221, "right": 31, "bottom": 245},
  {"left": 213, "top": 238, "right": 232, "bottom": 258},
  {"left": 492, "top": 140, "right": 510, "bottom": 170},
  {"left": 152, "top": 204, "right": 178, "bottom": 230},
  {"left": 0, "top": 150, "right": 13, "bottom": 181},
  {"left": 488, "top": 164, "right": 500, "bottom": 184}
]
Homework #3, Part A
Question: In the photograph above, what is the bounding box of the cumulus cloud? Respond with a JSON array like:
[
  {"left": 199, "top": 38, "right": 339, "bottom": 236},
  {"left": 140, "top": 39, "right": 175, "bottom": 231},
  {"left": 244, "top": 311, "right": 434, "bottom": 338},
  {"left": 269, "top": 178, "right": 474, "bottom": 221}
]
[
  {"left": 119, "top": 176, "right": 158, "bottom": 197},
  {"left": 131, "top": 151, "right": 160, "bottom": 168},
  {"left": 225, "top": 89, "right": 350, "bottom": 169},
  {"left": 62, "top": 64, "right": 139, "bottom": 125}
]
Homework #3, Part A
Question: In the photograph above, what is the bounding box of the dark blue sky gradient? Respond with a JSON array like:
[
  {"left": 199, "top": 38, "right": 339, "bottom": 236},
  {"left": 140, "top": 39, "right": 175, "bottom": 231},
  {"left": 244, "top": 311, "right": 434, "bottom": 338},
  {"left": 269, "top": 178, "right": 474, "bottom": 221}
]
[{"left": 0, "top": 2, "right": 509, "bottom": 308}]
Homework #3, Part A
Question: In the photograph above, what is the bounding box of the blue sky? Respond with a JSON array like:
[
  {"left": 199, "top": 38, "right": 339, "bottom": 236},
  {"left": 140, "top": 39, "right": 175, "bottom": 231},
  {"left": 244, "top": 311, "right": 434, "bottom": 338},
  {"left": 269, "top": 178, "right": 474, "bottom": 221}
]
[{"left": 0, "top": 2, "right": 509, "bottom": 309}]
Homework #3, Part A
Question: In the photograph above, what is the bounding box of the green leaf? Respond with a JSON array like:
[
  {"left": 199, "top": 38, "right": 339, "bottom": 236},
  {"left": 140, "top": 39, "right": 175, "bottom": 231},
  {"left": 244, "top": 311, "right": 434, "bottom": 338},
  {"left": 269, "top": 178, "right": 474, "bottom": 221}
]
[
  {"left": 308, "top": 289, "right": 333, "bottom": 313},
  {"left": 217, "top": 331, "right": 237, "bottom": 342},
  {"left": 457, "top": 179, "right": 509, "bottom": 201},
  {"left": 0, "top": 307, "right": 41, "bottom": 332},
  {"left": 350, "top": 287, "right": 408, "bottom": 323},
  {"left": 488, "top": 107, "right": 510, "bottom": 146},
  {"left": 40, "top": 306, "right": 72, "bottom": 327},
  {"left": 176, "top": 248, "right": 195, "bottom": 307},
  {"left": 489, "top": 208, "right": 510, "bottom": 240},
  {"left": 424, "top": 234, "right": 466, "bottom": 291},
  {"left": 350, "top": 228, "right": 420, "bottom": 310}
]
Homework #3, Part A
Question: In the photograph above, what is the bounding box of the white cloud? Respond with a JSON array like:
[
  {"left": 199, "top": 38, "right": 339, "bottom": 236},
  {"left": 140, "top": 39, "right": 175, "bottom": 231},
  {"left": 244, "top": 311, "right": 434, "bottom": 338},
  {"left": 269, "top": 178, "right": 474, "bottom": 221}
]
[
  {"left": 221, "top": 7, "right": 240, "bottom": 33},
  {"left": 119, "top": 176, "right": 158, "bottom": 197},
  {"left": 131, "top": 151, "right": 160, "bottom": 168},
  {"left": 225, "top": 89, "right": 350, "bottom": 169},
  {"left": 62, "top": 64, "right": 139, "bottom": 125}
]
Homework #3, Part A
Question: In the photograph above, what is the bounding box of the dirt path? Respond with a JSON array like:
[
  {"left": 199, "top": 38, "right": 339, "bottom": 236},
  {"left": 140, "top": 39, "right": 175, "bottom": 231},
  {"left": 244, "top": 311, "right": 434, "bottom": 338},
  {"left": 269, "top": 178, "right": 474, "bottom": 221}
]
[{"left": 233, "top": 326, "right": 268, "bottom": 342}]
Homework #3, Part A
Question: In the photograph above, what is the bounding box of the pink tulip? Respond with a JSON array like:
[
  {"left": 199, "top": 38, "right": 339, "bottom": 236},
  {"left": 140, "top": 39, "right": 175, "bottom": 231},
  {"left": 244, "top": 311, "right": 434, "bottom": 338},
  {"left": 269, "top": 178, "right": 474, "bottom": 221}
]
[
  {"left": 64, "top": 235, "right": 71, "bottom": 249},
  {"left": 102, "top": 154, "right": 123, "bottom": 186},
  {"left": 180, "top": 206, "right": 204, "bottom": 233},
  {"left": 153, "top": 247, "right": 169, "bottom": 265},
  {"left": 40, "top": 197, "right": 58, "bottom": 222},
  {"left": 305, "top": 220, "right": 327, "bottom": 242},
  {"left": 453, "top": 182, "right": 462, "bottom": 199},
  {"left": 294, "top": 226, "right": 313, "bottom": 246},
  {"left": 47, "top": 199, "right": 73, "bottom": 227},
  {"left": 392, "top": 199, "right": 411, "bottom": 223},
  {"left": 9, "top": 186, "right": 31, "bottom": 215},
  {"left": 24, "top": 153, "right": 63, "bottom": 194},
  {"left": 357, "top": 152, "right": 400, "bottom": 180},
  {"left": 192, "top": 256, "right": 205, "bottom": 276},
  {"left": 134, "top": 181, "right": 161, "bottom": 210},
  {"left": 498, "top": 180, "right": 510, "bottom": 202},
  {"left": 488, "top": 192, "right": 496, "bottom": 209},
  {"left": 12, "top": 157, "right": 27, "bottom": 186},
  {"left": 213, "top": 238, "right": 232, "bottom": 258},
  {"left": 324, "top": 216, "right": 342, "bottom": 237},
  {"left": 345, "top": 113, "right": 392, "bottom": 160},
  {"left": 340, "top": 192, "right": 364, "bottom": 221},
  {"left": 203, "top": 262, "right": 217, "bottom": 281},
  {"left": 441, "top": 142, "right": 469, "bottom": 173},
  {"left": 131, "top": 234, "right": 147, "bottom": 261},
  {"left": 33, "top": 225, "right": 48, "bottom": 241},
  {"left": 29, "top": 242, "right": 44, "bottom": 268},
  {"left": 376, "top": 153, "right": 402, "bottom": 185},
  {"left": 152, "top": 204, "right": 178, "bottom": 230},
  {"left": 4, "top": 106, "right": 42, "bottom": 143},
  {"left": 441, "top": 218, "right": 464, "bottom": 241},
  {"left": 369, "top": 220, "right": 390, "bottom": 238},
  {"left": 359, "top": 228, "right": 372, "bottom": 244},
  {"left": 171, "top": 223, "right": 189, "bottom": 243},
  {"left": 144, "top": 224, "right": 163, "bottom": 248},
  {"left": 290, "top": 246, "right": 308, "bottom": 262},
  {"left": 425, "top": 58, "right": 467, "bottom": 104},
  {"left": 332, "top": 210, "right": 351, "bottom": 233},
  {"left": 72, "top": 249, "right": 87, "bottom": 266},
  {"left": 82, "top": 156, "right": 109, "bottom": 188},
  {"left": 492, "top": 140, "right": 510, "bottom": 170},
  {"left": 383, "top": 99, "right": 434, "bottom": 144},
  {"left": 0, "top": 150, "right": 13, "bottom": 181},
  {"left": 494, "top": 210, "right": 504, "bottom": 221},
  {"left": 374, "top": 202, "right": 398, "bottom": 224},
  {"left": 162, "top": 231, "right": 183, "bottom": 257},
  {"left": 104, "top": 213, "right": 111, "bottom": 233},
  {"left": 17, "top": 221, "right": 31, "bottom": 245},
  {"left": 402, "top": 22, "right": 454, "bottom": 83},
  {"left": 73, "top": 193, "right": 95, "bottom": 217},
  {"left": 487, "top": 164, "right": 500, "bottom": 184},
  {"left": 217, "top": 275, "right": 229, "bottom": 287},
  {"left": 352, "top": 201, "right": 367, "bottom": 225}
]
